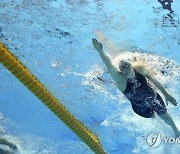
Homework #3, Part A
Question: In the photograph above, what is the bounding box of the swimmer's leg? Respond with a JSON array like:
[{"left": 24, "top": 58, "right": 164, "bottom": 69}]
[
  {"left": 151, "top": 112, "right": 156, "bottom": 119},
  {"left": 0, "top": 148, "right": 11, "bottom": 154},
  {"left": 158, "top": 112, "right": 180, "bottom": 137}
]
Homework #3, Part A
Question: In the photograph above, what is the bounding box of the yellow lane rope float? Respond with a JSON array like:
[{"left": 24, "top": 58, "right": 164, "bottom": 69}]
[{"left": 0, "top": 42, "right": 106, "bottom": 154}]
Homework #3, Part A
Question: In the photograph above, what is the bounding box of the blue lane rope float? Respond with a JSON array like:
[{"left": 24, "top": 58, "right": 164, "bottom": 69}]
[{"left": 0, "top": 42, "right": 106, "bottom": 154}]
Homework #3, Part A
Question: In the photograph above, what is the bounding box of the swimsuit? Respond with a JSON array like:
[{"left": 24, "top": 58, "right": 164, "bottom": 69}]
[{"left": 122, "top": 70, "right": 167, "bottom": 118}]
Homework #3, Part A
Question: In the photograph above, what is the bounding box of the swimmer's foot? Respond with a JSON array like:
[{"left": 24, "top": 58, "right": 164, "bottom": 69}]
[{"left": 175, "top": 130, "right": 180, "bottom": 137}]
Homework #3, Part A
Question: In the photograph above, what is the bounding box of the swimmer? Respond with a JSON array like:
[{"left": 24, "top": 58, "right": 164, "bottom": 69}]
[
  {"left": 92, "top": 38, "right": 180, "bottom": 137},
  {"left": 0, "top": 137, "right": 17, "bottom": 154}
]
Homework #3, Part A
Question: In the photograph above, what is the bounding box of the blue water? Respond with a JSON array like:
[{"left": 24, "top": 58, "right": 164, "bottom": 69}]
[{"left": 0, "top": 0, "right": 180, "bottom": 153}]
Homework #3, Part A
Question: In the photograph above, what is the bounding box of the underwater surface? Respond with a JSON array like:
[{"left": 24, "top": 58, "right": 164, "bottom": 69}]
[{"left": 0, "top": 0, "right": 180, "bottom": 153}]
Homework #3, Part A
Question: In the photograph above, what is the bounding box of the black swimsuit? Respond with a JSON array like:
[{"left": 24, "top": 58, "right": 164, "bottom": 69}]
[{"left": 123, "top": 70, "right": 167, "bottom": 118}]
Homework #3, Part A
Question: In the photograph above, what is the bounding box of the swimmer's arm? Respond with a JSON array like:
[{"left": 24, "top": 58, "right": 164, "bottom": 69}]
[
  {"left": 92, "top": 39, "right": 118, "bottom": 74},
  {"left": 135, "top": 65, "right": 169, "bottom": 96},
  {"left": 141, "top": 66, "right": 177, "bottom": 106},
  {"left": 147, "top": 73, "right": 168, "bottom": 95},
  {"left": 92, "top": 39, "right": 126, "bottom": 90},
  {"left": 95, "top": 31, "right": 120, "bottom": 54}
]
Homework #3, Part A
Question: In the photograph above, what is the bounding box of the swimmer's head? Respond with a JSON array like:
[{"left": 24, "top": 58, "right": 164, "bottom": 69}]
[{"left": 119, "top": 60, "right": 134, "bottom": 79}]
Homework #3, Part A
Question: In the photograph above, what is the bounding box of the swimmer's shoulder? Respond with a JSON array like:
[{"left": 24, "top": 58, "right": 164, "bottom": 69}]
[{"left": 133, "top": 64, "right": 146, "bottom": 76}]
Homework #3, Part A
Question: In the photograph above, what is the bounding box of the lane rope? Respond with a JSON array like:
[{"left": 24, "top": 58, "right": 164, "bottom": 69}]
[{"left": 0, "top": 42, "right": 106, "bottom": 154}]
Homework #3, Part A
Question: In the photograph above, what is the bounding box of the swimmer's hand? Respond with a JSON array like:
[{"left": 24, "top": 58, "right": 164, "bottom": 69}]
[
  {"left": 165, "top": 94, "right": 177, "bottom": 106},
  {"left": 92, "top": 39, "right": 103, "bottom": 52}
]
